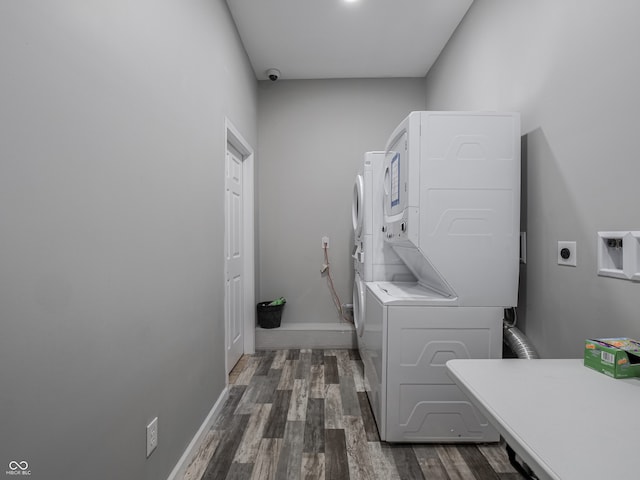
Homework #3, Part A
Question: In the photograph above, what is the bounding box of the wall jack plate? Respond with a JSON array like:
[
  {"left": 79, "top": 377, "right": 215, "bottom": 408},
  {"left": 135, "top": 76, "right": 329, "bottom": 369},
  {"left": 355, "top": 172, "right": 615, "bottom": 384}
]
[
  {"left": 146, "top": 417, "right": 158, "bottom": 458},
  {"left": 558, "top": 241, "right": 577, "bottom": 267},
  {"left": 597, "top": 231, "right": 640, "bottom": 280}
]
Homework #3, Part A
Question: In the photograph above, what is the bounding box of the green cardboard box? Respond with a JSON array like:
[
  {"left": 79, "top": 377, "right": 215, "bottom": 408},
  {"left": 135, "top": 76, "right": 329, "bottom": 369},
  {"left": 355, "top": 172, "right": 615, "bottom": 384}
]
[{"left": 584, "top": 338, "right": 640, "bottom": 378}]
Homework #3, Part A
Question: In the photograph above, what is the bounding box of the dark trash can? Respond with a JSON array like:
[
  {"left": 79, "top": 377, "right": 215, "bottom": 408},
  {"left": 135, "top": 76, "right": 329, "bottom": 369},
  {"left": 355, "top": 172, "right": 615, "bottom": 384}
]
[{"left": 257, "top": 299, "right": 286, "bottom": 329}]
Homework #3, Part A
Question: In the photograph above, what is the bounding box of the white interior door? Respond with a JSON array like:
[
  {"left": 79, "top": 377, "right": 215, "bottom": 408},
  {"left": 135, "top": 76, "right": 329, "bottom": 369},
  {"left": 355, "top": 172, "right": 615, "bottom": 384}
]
[{"left": 225, "top": 144, "right": 244, "bottom": 373}]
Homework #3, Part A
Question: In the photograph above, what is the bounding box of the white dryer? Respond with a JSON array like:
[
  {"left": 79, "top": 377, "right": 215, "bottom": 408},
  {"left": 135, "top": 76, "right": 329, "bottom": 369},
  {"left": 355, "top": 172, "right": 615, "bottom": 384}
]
[
  {"left": 352, "top": 152, "right": 414, "bottom": 352},
  {"left": 352, "top": 171, "right": 364, "bottom": 251},
  {"left": 382, "top": 111, "right": 521, "bottom": 306}
]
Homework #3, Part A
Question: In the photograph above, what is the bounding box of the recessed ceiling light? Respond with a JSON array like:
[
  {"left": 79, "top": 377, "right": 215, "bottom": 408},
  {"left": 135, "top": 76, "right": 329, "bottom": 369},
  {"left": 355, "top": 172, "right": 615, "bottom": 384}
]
[{"left": 344, "top": 0, "right": 360, "bottom": 3}]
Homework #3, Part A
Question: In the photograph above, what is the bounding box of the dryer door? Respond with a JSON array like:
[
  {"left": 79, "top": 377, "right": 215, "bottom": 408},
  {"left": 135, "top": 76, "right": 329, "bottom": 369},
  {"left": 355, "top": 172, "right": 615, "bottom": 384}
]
[
  {"left": 352, "top": 174, "right": 364, "bottom": 238},
  {"left": 353, "top": 275, "right": 366, "bottom": 338}
]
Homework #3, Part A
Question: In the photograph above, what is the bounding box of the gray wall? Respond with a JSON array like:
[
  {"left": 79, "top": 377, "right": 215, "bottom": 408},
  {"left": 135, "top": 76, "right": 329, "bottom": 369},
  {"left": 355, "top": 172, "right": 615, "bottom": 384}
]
[
  {"left": 424, "top": 0, "right": 640, "bottom": 357},
  {"left": 257, "top": 79, "right": 425, "bottom": 326},
  {"left": 0, "top": 1, "right": 256, "bottom": 479}
]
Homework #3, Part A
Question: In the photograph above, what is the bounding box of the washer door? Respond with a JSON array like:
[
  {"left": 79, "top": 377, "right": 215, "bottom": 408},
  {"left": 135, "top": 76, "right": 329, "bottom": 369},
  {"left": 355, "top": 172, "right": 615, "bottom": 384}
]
[
  {"left": 352, "top": 174, "right": 364, "bottom": 238},
  {"left": 353, "top": 275, "right": 366, "bottom": 338}
]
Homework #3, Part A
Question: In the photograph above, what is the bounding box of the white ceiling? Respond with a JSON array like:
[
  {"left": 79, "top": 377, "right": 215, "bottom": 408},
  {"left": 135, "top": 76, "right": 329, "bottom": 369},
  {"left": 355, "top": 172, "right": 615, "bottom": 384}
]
[{"left": 226, "top": 0, "right": 474, "bottom": 81}]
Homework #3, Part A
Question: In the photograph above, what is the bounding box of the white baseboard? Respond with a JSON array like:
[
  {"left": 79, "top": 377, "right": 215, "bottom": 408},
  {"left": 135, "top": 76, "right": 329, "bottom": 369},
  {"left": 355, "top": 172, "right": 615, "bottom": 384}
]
[
  {"left": 256, "top": 322, "right": 356, "bottom": 350},
  {"left": 166, "top": 387, "right": 229, "bottom": 480}
]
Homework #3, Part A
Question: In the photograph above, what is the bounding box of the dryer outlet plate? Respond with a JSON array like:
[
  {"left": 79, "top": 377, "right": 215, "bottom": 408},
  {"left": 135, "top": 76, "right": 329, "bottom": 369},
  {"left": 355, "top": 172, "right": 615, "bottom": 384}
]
[{"left": 558, "top": 241, "right": 577, "bottom": 267}]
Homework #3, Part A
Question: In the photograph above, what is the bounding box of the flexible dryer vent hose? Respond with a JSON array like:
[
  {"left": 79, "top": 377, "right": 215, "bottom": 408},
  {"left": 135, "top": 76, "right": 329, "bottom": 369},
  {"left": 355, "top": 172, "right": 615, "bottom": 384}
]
[
  {"left": 503, "top": 324, "right": 539, "bottom": 360},
  {"left": 502, "top": 316, "right": 540, "bottom": 479},
  {"left": 503, "top": 316, "right": 540, "bottom": 480}
]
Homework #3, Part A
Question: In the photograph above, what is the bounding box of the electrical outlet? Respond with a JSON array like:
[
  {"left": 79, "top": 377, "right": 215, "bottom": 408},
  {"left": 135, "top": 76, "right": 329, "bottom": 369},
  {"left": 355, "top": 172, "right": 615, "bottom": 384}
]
[
  {"left": 146, "top": 417, "right": 158, "bottom": 458},
  {"left": 322, "top": 236, "right": 329, "bottom": 248},
  {"left": 558, "top": 241, "right": 577, "bottom": 267}
]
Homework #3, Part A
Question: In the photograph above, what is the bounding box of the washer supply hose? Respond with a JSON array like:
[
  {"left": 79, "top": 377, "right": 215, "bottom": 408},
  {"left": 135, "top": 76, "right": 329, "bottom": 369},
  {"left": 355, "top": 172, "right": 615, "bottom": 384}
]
[{"left": 322, "top": 243, "right": 352, "bottom": 324}]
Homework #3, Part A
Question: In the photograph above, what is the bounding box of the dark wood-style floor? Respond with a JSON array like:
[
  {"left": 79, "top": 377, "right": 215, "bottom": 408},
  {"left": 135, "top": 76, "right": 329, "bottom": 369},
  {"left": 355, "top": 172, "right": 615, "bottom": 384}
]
[{"left": 183, "top": 349, "right": 525, "bottom": 480}]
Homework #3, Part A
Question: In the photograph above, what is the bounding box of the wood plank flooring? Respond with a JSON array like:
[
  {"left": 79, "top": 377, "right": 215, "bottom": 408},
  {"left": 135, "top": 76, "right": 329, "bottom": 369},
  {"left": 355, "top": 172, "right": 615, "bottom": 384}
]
[{"left": 183, "top": 349, "right": 525, "bottom": 480}]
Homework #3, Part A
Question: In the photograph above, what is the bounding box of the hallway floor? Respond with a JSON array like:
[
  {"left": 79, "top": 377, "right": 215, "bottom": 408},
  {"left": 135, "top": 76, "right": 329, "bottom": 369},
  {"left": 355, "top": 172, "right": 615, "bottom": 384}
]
[{"left": 183, "top": 349, "right": 525, "bottom": 480}]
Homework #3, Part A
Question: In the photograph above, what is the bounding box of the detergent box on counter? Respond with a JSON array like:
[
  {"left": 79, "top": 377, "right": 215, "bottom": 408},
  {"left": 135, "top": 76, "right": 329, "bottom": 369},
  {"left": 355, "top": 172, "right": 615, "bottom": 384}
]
[{"left": 584, "top": 338, "right": 640, "bottom": 378}]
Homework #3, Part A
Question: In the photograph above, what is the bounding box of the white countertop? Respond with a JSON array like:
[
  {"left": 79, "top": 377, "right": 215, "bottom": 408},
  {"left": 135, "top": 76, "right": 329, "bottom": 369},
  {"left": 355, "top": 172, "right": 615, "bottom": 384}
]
[{"left": 446, "top": 359, "right": 640, "bottom": 480}]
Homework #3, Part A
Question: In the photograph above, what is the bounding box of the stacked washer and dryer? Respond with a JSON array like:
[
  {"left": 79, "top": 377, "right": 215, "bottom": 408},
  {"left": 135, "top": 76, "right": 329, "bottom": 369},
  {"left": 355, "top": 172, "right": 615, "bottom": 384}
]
[
  {"left": 353, "top": 111, "right": 521, "bottom": 443},
  {"left": 352, "top": 152, "right": 414, "bottom": 357}
]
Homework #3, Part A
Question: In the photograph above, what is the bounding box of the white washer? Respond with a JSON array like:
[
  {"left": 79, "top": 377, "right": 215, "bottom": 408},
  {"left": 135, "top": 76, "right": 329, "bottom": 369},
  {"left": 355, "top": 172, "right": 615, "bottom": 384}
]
[
  {"left": 353, "top": 271, "right": 367, "bottom": 340},
  {"left": 364, "top": 282, "right": 501, "bottom": 442}
]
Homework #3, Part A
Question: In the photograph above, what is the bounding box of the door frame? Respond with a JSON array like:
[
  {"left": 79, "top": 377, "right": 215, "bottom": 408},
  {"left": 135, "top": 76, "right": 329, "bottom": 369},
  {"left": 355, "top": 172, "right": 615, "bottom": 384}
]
[{"left": 224, "top": 118, "right": 256, "bottom": 375}]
